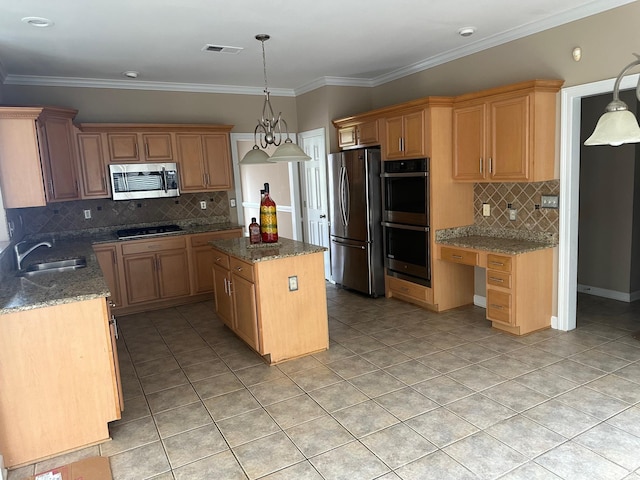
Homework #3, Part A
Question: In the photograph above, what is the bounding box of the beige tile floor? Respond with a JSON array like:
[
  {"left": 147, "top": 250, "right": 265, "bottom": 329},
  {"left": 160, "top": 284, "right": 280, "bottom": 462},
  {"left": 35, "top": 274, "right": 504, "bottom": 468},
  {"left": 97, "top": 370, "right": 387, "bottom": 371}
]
[{"left": 8, "top": 289, "right": 640, "bottom": 480}]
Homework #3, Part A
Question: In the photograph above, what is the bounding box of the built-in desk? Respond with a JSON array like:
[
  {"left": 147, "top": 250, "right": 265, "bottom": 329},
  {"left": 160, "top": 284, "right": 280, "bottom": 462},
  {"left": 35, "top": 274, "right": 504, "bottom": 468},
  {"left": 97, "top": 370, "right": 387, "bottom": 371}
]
[{"left": 436, "top": 232, "right": 556, "bottom": 335}]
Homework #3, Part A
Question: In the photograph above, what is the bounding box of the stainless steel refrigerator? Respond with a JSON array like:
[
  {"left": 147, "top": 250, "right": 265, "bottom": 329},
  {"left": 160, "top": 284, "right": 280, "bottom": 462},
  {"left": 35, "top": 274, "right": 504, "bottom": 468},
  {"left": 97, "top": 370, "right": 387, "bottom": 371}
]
[{"left": 328, "top": 148, "right": 385, "bottom": 297}]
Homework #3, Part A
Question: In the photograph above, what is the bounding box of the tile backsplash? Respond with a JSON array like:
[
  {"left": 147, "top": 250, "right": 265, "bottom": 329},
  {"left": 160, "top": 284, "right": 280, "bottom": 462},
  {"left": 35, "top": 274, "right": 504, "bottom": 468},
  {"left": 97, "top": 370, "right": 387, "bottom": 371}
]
[
  {"left": 474, "top": 180, "right": 559, "bottom": 237},
  {"left": 8, "top": 192, "right": 231, "bottom": 236}
]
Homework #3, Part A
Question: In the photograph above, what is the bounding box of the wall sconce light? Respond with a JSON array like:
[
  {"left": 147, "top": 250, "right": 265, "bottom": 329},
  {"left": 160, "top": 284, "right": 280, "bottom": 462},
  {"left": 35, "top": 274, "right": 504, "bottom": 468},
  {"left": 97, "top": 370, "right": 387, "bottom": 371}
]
[{"left": 584, "top": 54, "right": 640, "bottom": 146}]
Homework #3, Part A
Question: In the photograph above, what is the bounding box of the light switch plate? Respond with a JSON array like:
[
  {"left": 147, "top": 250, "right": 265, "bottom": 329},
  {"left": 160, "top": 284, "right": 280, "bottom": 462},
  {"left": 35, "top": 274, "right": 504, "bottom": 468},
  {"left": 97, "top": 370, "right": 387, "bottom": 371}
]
[
  {"left": 541, "top": 195, "right": 559, "bottom": 209},
  {"left": 482, "top": 203, "right": 491, "bottom": 217},
  {"left": 288, "top": 275, "right": 298, "bottom": 291}
]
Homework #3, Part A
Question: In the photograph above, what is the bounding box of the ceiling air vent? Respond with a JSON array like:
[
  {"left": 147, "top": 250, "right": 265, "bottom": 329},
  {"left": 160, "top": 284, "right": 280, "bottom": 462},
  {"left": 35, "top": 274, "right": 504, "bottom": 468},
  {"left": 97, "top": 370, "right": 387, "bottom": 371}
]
[{"left": 202, "top": 44, "right": 243, "bottom": 54}]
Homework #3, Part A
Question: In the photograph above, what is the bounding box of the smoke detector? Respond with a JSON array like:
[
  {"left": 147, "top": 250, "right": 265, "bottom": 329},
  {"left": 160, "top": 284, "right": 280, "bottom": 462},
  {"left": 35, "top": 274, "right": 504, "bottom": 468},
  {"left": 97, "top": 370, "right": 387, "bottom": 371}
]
[{"left": 202, "top": 44, "right": 243, "bottom": 54}]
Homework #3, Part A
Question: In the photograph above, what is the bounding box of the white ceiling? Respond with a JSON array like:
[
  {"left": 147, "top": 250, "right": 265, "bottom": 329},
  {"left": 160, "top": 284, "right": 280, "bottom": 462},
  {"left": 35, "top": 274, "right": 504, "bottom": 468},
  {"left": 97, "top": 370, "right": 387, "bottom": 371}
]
[{"left": 0, "top": 0, "right": 633, "bottom": 96}]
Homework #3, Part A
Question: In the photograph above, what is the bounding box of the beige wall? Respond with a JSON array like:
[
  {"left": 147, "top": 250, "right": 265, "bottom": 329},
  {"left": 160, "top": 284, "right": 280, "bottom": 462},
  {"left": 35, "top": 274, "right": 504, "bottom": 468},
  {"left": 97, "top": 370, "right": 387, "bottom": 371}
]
[{"left": 1, "top": 85, "right": 297, "bottom": 132}]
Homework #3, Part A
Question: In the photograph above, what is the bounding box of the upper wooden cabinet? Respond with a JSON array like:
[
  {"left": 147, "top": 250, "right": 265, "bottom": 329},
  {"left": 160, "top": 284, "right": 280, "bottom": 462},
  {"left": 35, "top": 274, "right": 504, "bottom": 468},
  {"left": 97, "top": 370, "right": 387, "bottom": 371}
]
[
  {"left": 452, "top": 79, "right": 564, "bottom": 182},
  {"left": 76, "top": 132, "right": 110, "bottom": 198},
  {"left": 384, "top": 110, "right": 426, "bottom": 160},
  {"left": 106, "top": 132, "right": 174, "bottom": 162},
  {"left": 334, "top": 118, "right": 380, "bottom": 149},
  {"left": 176, "top": 130, "right": 233, "bottom": 192},
  {"left": 0, "top": 106, "right": 81, "bottom": 208}
]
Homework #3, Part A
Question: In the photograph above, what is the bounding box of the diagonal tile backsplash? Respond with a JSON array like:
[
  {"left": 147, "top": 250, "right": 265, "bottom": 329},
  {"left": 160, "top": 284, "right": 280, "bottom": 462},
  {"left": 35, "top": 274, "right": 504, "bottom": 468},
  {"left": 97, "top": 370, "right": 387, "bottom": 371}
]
[
  {"left": 9, "top": 192, "right": 232, "bottom": 236},
  {"left": 474, "top": 180, "right": 559, "bottom": 237}
]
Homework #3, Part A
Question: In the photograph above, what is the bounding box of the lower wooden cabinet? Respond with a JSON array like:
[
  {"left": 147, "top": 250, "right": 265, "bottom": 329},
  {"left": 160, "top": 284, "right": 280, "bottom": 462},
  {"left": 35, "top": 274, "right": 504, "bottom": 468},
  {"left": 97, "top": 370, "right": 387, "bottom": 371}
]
[
  {"left": 94, "top": 244, "right": 123, "bottom": 307},
  {"left": 189, "top": 229, "right": 243, "bottom": 294},
  {"left": 211, "top": 244, "right": 329, "bottom": 364},
  {"left": 0, "top": 298, "right": 121, "bottom": 467}
]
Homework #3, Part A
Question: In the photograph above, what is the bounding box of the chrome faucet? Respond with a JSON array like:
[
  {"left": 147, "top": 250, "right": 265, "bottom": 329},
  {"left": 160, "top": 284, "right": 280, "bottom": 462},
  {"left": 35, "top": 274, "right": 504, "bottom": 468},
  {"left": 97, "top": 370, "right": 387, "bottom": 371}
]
[{"left": 14, "top": 240, "right": 53, "bottom": 270}]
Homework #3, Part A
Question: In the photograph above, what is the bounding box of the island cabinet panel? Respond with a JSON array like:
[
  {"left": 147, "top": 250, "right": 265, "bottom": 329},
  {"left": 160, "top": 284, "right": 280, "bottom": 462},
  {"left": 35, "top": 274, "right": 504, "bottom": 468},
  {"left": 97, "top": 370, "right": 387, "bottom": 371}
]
[
  {"left": 189, "top": 229, "right": 243, "bottom": 295},
  {"left": 211, "top": 241, "right": 329, "bottom": 365},
  {"left": 0, "top": 298, "right": 121, "bottom": 467}
]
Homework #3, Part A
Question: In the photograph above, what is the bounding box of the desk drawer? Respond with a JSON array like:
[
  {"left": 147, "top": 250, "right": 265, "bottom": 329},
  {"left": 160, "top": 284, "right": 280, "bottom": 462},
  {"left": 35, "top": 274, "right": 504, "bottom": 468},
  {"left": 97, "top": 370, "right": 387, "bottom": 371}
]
[
  {"left": 487, "top": 289, "right": 512, "bottom": 325},
  {"left": 487, "top": 254, "right": 512, "bottom": 272},
  {"left": 441, "top": 246, "right": 478, "bottom": 266},
  {"left": 487, "top": 270, "right": 512, "bottom": 289},
  {"left": 230, "top": 257, "right": 254, "bottom": 282}
]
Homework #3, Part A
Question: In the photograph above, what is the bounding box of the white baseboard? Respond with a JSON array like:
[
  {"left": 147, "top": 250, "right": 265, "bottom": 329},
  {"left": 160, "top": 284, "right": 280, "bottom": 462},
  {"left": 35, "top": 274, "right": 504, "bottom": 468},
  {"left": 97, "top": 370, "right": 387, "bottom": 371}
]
[
  {"left": 577, "top": 284, "right": 640, "bottom": 303},
  {"left": 474, "top": 295, "right": 487, "bottom": 308}
]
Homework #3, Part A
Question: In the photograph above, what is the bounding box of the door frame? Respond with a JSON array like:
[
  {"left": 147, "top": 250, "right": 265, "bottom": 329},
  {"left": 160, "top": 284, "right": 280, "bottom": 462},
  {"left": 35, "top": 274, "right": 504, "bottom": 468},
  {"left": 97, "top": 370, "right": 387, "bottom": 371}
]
[
  {"left": 557, "top": 72, "right": 639, "bottom": 331},
  {"left": 230, "top": 133, "right": 303, "bottom": 240}
]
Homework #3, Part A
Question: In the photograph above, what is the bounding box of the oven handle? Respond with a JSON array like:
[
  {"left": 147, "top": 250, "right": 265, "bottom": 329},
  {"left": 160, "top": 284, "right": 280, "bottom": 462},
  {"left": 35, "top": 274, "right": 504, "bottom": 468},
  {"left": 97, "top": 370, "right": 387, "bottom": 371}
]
[
  {"left": 381, "top": 172, "right": 429, "bottom": 178},
  {"left": 382, "top": 222, "right": 430, "bottom": 232}
]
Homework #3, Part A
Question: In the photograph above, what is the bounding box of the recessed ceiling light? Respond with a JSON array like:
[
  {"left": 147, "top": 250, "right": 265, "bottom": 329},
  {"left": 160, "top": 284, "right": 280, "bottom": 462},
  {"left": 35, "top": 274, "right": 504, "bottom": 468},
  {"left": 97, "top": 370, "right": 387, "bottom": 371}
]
[
  {"left": 21, "top": 16, "right": 54, "bottom": 28},
  {"left": 123, "top": 71, "right": 139, "bottom": 79},
  {"left": 458, "top": 27, "right": 476, "bottom": 37}
]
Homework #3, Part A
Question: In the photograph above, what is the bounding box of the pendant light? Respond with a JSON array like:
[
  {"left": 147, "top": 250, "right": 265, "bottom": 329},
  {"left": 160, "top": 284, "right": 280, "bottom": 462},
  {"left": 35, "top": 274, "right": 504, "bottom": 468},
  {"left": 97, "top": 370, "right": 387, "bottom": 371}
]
[
  {"left": 584, "top": 54, "right": 640, "bottom": 146},
  {"left": 240, "top": 34, "right": 311, "bottom": 164}
]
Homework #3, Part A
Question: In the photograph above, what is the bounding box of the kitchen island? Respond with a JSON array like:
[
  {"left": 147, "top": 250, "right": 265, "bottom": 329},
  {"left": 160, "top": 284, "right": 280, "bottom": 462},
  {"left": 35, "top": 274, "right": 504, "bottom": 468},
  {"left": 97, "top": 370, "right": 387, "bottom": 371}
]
[{"left": 209, "top": 237, "right": 329, "bottom": 365}]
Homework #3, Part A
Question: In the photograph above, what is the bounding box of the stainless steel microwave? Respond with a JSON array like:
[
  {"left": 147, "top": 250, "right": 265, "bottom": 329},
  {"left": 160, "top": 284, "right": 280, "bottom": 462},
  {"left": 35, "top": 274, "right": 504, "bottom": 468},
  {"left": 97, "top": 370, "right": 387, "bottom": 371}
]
[{"left": 109, "top": 163, "right": 179, "bottom": 200}]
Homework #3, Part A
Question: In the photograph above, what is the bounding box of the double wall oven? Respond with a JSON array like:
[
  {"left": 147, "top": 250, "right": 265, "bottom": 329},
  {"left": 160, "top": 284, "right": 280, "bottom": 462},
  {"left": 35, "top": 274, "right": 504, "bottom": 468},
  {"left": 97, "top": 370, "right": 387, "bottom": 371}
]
[{"left": 381, "top": 158, "right": 431, "bottom": 287}]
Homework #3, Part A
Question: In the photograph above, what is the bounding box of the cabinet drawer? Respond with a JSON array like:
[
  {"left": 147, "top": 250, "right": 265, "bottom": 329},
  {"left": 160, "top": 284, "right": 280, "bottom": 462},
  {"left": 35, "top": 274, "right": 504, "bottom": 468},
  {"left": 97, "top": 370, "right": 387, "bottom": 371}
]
[
  {"left": 487, "top": 289, "right": 512, "bottom": 324},
  {"left": 387, "top": 275, "right": 434, "bottom": 304},
  {"left": 441, "top": 247, "right": 478, "bottom": 266},
  {"left": 121, "top": 236, "right": 186, "bottom": 255},
  {"left": 487, "top": 254, "right": 512, "bottom": 272},
  {"left": 211, "top": 249, "right": 230, "bottom": 269},
  {"left": 190, "top": 229, "right": 242, "bottom": 247},
  {"left": 230, "top": 257, "right": 254, "bottom": 282},
  {"left": 487, "top": 270, "right": 512, "bottom": 289}
]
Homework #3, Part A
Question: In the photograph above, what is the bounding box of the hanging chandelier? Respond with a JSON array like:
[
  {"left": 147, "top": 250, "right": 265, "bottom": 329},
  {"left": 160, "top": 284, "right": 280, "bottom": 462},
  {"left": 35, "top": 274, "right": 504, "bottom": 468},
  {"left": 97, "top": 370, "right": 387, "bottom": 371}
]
[{"left": 241, "top": 34, "right": 311, "bottom": 164}]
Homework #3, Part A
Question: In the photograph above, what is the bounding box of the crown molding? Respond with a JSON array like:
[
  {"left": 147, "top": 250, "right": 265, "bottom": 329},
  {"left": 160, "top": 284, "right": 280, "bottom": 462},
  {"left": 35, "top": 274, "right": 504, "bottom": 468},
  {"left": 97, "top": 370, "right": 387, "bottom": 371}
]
[
  {"left": 294, "top": 76, "right": 375, "bottom": 96},
  {"left": 2, "top": 74, "right": 297, "bottom": 97}
]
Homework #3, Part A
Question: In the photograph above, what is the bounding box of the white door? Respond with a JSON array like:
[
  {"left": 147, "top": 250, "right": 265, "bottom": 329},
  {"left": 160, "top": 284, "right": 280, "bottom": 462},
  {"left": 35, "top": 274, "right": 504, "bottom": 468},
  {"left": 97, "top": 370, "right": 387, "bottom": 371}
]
[{"left": 299, "top": 128, "right": 331, "bottom": 280}]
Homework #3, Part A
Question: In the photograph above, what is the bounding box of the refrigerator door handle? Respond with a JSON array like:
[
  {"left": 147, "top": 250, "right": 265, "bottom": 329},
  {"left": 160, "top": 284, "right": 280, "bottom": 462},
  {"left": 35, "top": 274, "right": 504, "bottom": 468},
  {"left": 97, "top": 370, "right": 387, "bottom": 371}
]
[
  {"left": 340, "top": 166, "right": 349, "bottom": 226},
  {"left": 343, "top": 166, "right": 350, "bottom": 226},
  {"left": 331, "top": 238, "right": 366, "bottom": 250}
]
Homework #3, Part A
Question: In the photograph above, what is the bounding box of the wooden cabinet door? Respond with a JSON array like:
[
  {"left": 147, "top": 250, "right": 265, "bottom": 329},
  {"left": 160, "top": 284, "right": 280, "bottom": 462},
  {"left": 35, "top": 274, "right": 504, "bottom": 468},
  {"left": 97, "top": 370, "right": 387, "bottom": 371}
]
[
  {"left": 489, "top": 95, "right": 530, "bottom": 181},
  {"left": 357, "top": 120, "right": 379, "bottom": 145},
  {"left": 175, "top": 134, "right": 206, "bottom": 192},
  {"left": 192, "top": 246, "right": 215, "bottom": 294},
  {"left": 39, "top": 116, "right": 81, "bottom": 202},
  {"left": 384, "top": 115, "right": 404, "bottom": 159},
  {"left": 107, "top": 133, "right": 139, "bottom": 162},
  {"left": 94, "top": 245, "right": 123, "bottom": 308},
  {"left": 141, "top": 133, "right": 173, "bottom": 161},
  {"left": 77, "top": 133, "right": 109, "bottom": 198},
  {"left": 212, "top": 263, "right": 233, "bottom": 328},
  {"left": 203, "top": 134, "right": 232, "bottom": 190},
  {"left": 123, "top": 253, "right": 160, "bottom": 304},
  {"left": 232, "top": 274, "right": 259, "bottom": 351},
  {"left": 338, "top": 126, "right": 357, "bottom": 148},
  {"left": 453, "top": 104, "right": 486, "bottom": 181},
  {"left": 107, "top": 305, "right": 124, "bottom": 413},
  {"left": 402, "top": 111, "right": 425, "bottom": 158},
  {"left": 157, "top": 249, "right": 191, "bottom": 299}
]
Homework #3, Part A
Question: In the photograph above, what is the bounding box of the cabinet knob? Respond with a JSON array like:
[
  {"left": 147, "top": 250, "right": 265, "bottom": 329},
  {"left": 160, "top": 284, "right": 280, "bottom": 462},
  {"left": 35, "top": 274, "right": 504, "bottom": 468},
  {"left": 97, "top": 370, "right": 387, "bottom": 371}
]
[
  {"left": 236, "top": 266, "right": 242, "bottom": 271},
  {"left": 319, "top": 214, "right": 327, "bottom": 218}
]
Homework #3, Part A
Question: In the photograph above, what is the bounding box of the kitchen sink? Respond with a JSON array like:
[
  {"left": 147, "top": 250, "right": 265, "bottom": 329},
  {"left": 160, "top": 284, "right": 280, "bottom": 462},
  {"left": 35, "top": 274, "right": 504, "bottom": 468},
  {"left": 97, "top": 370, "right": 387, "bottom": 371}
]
[{"left": 16, "top": 257, "right": 87, "bottom": 277}]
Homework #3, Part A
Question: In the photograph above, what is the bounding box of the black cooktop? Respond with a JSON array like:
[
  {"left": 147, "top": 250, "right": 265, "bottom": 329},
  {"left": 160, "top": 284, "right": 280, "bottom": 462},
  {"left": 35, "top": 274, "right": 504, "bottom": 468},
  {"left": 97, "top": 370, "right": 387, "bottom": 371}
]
[{"left": 117, "top": 224, "right": 182, "bottom": 240}]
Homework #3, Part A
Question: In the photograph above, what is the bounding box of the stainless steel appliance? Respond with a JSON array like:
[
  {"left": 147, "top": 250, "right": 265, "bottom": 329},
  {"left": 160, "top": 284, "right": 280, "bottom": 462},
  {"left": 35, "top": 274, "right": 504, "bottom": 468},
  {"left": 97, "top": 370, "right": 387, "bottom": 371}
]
[
  {"left": 328, "top": 148, "right": 385, "bottom": 297},
  {"left": 116, "top": 224, "right": 182, "bottom": 239},
  {"left": 109, "top": 163, "right": 179, "bottom": 200},
  {"left": 382, "top": 158, "right": 431, "bottom": 287}
]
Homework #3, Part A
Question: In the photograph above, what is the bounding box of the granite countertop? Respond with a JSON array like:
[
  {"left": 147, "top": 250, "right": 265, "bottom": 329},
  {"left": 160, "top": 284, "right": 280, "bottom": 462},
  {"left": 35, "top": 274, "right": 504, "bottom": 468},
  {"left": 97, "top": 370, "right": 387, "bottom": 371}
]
[
  {"left": 436, "top": 225, "right": 557, "bottom": 255},
  {"left": 0, "top": 222, "right": 244, "bottom": 314},
  {"left": 210, "top": 237, "right": 326, "bottom": 263}
]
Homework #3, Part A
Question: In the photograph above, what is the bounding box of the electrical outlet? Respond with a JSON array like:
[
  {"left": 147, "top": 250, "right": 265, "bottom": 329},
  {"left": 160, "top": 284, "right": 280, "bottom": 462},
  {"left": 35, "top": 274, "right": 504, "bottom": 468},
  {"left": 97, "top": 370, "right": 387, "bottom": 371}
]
[
  {"left": 508, "top": 208, "right": 517, "bottom": 221},
  {"left": 288, "top": 275, "right": 298, "bottom": 291},
  {"left": 230, "top": 198, "right": 237, "bottom": 208},
  {"left": 482, "top": 203, "right": 491, "bottom": 217},
  {"left": 83, "top": 209, "right": 91, "bottom": 219},
  {"left": 200, "top": 201, "right": 207, "bottom": 210}
]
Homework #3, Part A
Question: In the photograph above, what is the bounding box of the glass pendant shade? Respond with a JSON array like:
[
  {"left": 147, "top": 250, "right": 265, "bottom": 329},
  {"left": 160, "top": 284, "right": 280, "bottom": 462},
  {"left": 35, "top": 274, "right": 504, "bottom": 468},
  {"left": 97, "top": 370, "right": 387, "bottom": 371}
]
[
  {"left": 269, "top": 139, "right": 312, "bottom": 162},
  {"left": 584, "top": 109, "right": 640, "bottom": 146},
  {"left": 240, "top": 145, "right": 272, "bottom": 164}
]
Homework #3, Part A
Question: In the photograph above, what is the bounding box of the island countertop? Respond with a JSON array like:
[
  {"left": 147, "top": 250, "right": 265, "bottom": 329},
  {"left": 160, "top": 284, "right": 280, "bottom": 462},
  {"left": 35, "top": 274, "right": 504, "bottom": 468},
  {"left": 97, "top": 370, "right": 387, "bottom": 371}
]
[{"left": 209, "top": 237, "right": 326, "bottom": 263}]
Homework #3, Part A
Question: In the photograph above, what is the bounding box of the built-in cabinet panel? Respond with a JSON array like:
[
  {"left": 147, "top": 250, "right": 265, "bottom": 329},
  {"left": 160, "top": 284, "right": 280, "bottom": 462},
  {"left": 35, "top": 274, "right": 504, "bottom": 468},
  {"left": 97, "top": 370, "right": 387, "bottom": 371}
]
[
  {"left": 384, "top": 110, "right": 425, "bottom": 160},
  {"left": 0, "top": 106, "right": 81, "bottom": 208},
  {"left": 452, "top": 80, "right": 563, "bottom": 182}
]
